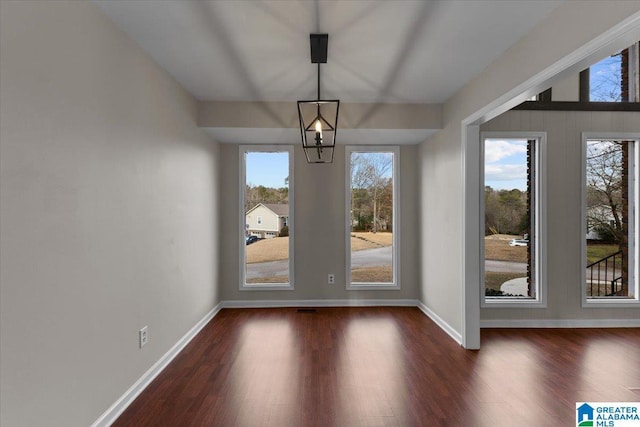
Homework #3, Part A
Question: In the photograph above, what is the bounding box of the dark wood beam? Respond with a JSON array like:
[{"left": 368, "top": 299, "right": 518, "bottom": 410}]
[
  {"left": 513, "top": 100, "right": 640, "bottom": 111},
  {"left": 579, "top": 69, "right": 590, "bottom": 102}
]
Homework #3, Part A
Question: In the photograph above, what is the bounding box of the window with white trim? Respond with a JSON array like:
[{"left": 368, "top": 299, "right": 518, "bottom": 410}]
[
  {"left": 482, "top": 134, "right": 546, "bottom": 307},
  {"left": 240, "top": 146, "right": 293, "bottom": 290},
  {"left": 583, "top": 135, "right": 640, "bottom": 305},
  {"left": 346, "top": 146, "right": 399, "bottom": 290},
  {"left": 582, "top": 42, "right": 639, "bottom": 103}
]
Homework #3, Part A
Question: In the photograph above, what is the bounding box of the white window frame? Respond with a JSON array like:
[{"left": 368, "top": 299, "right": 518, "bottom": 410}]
[
  {"left": 257, "top": 216, "right": 262, "bottom": 225},
  {"left": 345, "top": 146, "right": 400, "bottom": 290},
  {"left": 581, "top": 132, "right": 640, "bottom": 307},
  {"left": 239, "top": 145, "right": 294, "bottom": 291},
  {"left": 586, "top": 43, "right": 639, "bottom": 103},
  {"left": 481, "top": 132, "right": 547, "bottom": 308}
]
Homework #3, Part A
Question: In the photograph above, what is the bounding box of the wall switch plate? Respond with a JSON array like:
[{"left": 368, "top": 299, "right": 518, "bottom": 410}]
[
  {"left": 139, "top": 326, "right": 148, "bottom": 348},
  {"left": 328, "top": 274, "right": 335, "bottom": 284}
]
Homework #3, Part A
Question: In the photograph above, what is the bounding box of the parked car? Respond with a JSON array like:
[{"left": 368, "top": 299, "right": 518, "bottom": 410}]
[
  {"left": 509, "top": 239, "right": 528, "bottom": 247},
  {"left": 246, "top": 235, "right": 259, "bottom": 245}
]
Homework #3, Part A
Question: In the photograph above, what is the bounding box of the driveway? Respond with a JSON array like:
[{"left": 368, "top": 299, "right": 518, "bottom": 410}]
[
  {"left": 485, "top": 260, "right": 527, "bottom": 273},
  {"left": 351, "top": 246, "right": 392, "bottom": 268},
  {"left": 246, "top": 259, "right": 289, "bottom": 280},
  {"left": 246, "top": 246, "right": 393, "bottom": 279},
  {"left": 247, "top": 252, "right": 525, "bottom": 278}
]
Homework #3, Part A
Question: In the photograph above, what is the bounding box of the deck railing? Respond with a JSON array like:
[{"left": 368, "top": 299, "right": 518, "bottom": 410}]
[{"left": 586, "top": 250, "right": 624, "bottom": 297}]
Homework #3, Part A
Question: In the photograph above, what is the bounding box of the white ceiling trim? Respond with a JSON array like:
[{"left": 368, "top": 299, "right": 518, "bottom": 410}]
[{"left": 204, "top": 128, "right": 436, "bottom": 145}]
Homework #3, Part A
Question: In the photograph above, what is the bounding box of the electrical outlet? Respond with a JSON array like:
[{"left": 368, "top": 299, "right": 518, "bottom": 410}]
[
  {"left": 139, "top": 326, "right": 148, "bottom": 348},
  {"left": 328, "top": 274, "right": 335, "bottom": 284}
]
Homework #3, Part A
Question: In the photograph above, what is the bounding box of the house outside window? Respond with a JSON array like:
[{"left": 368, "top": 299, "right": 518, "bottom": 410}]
[{"left": 240, "top": 146, "right": 294, "bottom": 290}]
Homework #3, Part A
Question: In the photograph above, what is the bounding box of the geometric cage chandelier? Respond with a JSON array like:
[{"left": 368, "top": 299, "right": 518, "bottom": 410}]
[{"left": 297, "top": 34, "right": 340, "bottom": 163}]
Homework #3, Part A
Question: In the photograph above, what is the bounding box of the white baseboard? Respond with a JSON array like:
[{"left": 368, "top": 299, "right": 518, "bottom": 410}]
[
  {"left": 481, "top": 318, "right": 640, "bottom": 328},
  {"left": 95, "top": 299, "right": 640, "bottom": 427},
  {"left": 90, "top": 302, "right": 223, "bottom": 427},
  {"left": 90, "top": 299, "right": 419, "bottom": 426},
  {"left": 221, "top": 298, "right": 419, "bottom": 308},
  {"left": 221, "top": 299, "right": 466, "bottom": 347},
  {"left": 416, "top": 301, "right": 463, "bottom": 345}
]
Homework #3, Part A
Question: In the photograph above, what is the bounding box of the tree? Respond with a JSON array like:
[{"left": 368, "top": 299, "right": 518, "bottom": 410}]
[
  {"left": 586, "top": 139, "right": 630, "bottom": 296},
  {"left": 351, "top": 153, "right": 393, "bottom": 232},
  {"left": 484, "top": 187, "right": 527, "bottom": 235},
  {"left": 585, "top": 140, "right": 626, "bottom": 245},
  {"left": 245, "top": 183, "right": 288, "bottom": 213},
  {"left": 351, "top": 187, "right": 372, "bottom": 231}
]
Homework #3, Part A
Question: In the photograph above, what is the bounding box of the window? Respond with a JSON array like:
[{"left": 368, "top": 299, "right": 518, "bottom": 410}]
[
  {"left": 481, "top": 133, "right": 546, "bottom": 307},
  {"left": 240, "top": 146, "right": 293, "bottom": 290},
  {"left": 346, "top": 146, "right": 399, "bottom": 289},
  {"left": 589, "top": 53, "right": 623, "bottom": 102},
  {"left": 582, "top": 134, "right": 640, "bottom": 306},
  {"left": 582, "top": 42, "right": 639, "bottom": 102}
]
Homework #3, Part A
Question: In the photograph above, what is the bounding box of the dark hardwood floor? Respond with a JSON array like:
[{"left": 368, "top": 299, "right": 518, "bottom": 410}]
[{"left": 113, "top": 307, "right": 640, "bottom": 426}]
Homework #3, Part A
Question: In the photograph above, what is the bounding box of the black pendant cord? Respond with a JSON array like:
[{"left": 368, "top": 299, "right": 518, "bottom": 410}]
[
  {"left": 317, "top": 63, "right": 321, "bottom": 117},
  {"left": 316, "top": 63, "right": 323, "bottom": 158},
  {"left": 317, "top": 63, "right": 321, "bottom": 99}
]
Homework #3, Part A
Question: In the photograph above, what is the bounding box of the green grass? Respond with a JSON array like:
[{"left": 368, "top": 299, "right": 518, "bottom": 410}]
[
  {"left": 484, "top": 272, "right": 526, "bottom": 292},
  {"left": 586, "top": 243, "right": 620, "bottom": 265}
]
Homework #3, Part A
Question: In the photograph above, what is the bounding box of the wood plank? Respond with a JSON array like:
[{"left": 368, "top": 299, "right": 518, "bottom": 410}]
[{"left": 112, "top": 308, "right": 640, "bottom": 426}]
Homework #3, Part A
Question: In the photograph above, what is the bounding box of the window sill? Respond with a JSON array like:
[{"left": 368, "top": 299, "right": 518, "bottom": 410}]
[
  {"left": 582, "top": 298, "right": 640, "bottom": 308},
  {"left": 347, "top": 283, "right": 400, "bottom": 291},
  {"left": 482, "top": 298, "right": 546, "bottom": 309},
  {"left": 240, "top": 283, "right": 294, "bottom": 291}
]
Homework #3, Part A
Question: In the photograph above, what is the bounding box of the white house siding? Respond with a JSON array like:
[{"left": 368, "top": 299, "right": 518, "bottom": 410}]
[{"left": 246, "top": 204, "right": 282, "bottom": 238}]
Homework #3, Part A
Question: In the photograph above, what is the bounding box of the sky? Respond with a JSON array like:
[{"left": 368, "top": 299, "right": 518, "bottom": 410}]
[
  {"left": 245, "top": 151, "right": 395, "bottom": 188},
  {"left": 484, "top": 139, "right": 527, "bottom": 191},
  {"left": 245, "top": 151, "right": 289, "bottom": 188},
  {"left": 589, "top": 54, "right": 622, "bottom": 101},
  {"left": 247, "top": 146, "right": 524, "bottom": 190},
  {"left": 483, "top": 54, "right": 621, "bottom": 191},
  {"left": 247, "top": 55, "right": 620, "bottom": 191}
]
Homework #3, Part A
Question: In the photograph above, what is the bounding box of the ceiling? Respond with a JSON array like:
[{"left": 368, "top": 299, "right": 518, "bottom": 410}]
[{"left": 93, "top": 0, "right": 564, "bottom": 143}]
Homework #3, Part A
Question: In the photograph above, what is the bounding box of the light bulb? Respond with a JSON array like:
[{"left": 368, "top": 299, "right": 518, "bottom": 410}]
[{"left": 314, "top": 119, "right": 323, "bottom": 146}]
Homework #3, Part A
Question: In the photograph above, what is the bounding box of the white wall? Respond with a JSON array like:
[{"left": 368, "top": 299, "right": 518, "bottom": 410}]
[
  {"left": 219, "top": 144, "right": 419, "bottom": 302},
  {"left": 481, "top": 109, "right": 640, "bottom": 322},
  {"left": 418, "top": 128, "right": 465, "bottom": 332},
  {"left": 551, "top": 73, "right": 580, "bottom": 102},
  {"left": 419, "top": 1, "right": 640, "bottom": 345},
  {"left": 0, "top": 2, "right": 220, "bottom": 426}
]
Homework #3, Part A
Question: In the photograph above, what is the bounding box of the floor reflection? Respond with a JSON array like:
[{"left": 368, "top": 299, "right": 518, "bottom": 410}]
[{"left": 113, "top": 309, "right": 640, "bottom": 427}]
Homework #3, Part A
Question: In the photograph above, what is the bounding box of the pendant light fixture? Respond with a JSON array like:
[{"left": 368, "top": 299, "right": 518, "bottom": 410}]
[{"left": 297, "top": 34, "right": 340, "bottom": 163}]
